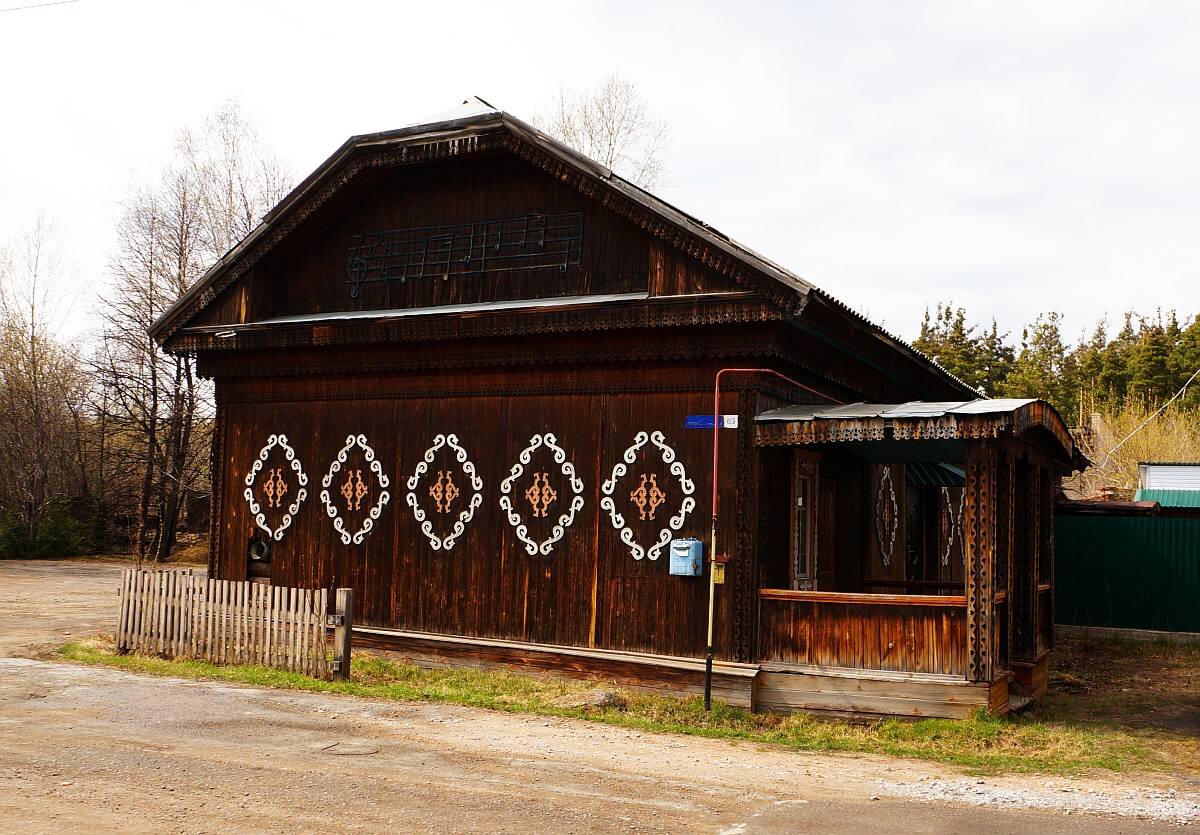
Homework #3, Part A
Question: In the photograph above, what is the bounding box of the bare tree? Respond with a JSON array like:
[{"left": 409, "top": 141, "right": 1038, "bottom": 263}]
[
  {"left": 0, "top": 219, "right": 89, "bottom": 547},
  {"left": 95, "top": 102, "right": 291, "bottom": 564},
  {"left": 537, "top": 74, "right": 671, "bottom": 189}
]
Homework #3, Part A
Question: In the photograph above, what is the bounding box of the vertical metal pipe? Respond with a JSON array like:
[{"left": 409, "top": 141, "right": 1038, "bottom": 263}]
[{"left": 704, "top": 368, "right": 841, "bottom": 710}]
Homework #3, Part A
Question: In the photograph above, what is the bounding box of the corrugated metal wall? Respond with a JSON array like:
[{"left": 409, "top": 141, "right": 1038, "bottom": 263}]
[{"left": 1055, "top": 513, "right": 1200, "bottom": 633}]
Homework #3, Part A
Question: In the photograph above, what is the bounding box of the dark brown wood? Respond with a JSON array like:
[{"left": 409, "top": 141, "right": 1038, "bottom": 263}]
[
  {"left": 760, "top": 589, "right": 967, "bottom": 607},
  {"left": 148, "top": 115, "right": 1078, "bottom": 718},
  {"left": 758, "top": 591, "right": 968, "bottom": 676}
]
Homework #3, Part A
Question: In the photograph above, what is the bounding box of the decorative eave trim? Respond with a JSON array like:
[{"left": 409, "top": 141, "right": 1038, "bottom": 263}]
[
  {"left": 753, "top": 403, "right": 1081, "bottom": 468},
  {"left": 167, "top": 295, "right": 783, "bottom": 354}
]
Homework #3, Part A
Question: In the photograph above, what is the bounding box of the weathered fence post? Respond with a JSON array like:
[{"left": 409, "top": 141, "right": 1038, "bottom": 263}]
[{"left": 333, "top": 587, "right": 353, "bottom": 681}]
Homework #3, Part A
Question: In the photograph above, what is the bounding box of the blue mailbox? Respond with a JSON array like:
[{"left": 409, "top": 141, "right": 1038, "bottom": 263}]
[{"left": 669, "top": 538, "right": 704, "bottom": 576}]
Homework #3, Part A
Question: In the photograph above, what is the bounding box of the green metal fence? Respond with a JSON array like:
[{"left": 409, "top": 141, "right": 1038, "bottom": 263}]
[{"left": 1055, "top": 511, "right": 1200, "bottom": 633}]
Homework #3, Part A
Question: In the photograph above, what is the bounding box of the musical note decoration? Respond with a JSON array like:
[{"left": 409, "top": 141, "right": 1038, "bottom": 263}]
[{"left": 345, "top": 212, "right": 584, "bottom": 298}]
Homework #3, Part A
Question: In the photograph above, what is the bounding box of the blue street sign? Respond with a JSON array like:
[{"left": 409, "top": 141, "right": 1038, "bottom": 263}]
[{"left": 685, "top": 415, "right": 740, "bottom": 430}]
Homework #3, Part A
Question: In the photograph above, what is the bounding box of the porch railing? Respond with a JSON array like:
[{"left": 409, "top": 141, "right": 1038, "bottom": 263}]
[{"left": 758, "top": 589, "right": 969, "bottom": 677}]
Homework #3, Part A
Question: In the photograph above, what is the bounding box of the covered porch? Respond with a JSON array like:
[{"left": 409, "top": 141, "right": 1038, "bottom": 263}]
[{"left": 750, "top": 399, "right": 1084, "bottom": 718}]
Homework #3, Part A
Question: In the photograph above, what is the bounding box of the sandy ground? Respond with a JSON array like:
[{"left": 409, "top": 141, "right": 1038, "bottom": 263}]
[{"left": 0, "top": 559, "right": 1197, "bottom": 834}]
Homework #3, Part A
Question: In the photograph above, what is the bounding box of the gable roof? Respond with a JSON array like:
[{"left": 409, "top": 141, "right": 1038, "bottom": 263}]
[{"left": 147, "top": 102, "right": 979, "bottom": 397}]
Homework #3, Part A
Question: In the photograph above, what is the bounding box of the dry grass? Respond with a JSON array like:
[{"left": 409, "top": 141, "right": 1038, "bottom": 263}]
[
  {"left": 1040, "top": 633, "right": 1200, "bottom": 774},
  {"left": 1072, "top": 399, "right": 1200, "bottom": 498}
]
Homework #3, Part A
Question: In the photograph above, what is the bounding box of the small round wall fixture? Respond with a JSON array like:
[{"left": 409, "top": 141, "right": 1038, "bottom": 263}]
[
  {"left": 319, "top": 434, "right": 391, "bottom": 546},
  {"left": 405, "top": 433, "right": 484, "bottom": 551},
  {"left": 499, "top": 432, "right": 585, "bottom": 556},
  {"left": 600, "top": 430, "right": 696, "bottom": 561},
  {"left": 243, "top": 434, "right": 308, "bottom": 541}
]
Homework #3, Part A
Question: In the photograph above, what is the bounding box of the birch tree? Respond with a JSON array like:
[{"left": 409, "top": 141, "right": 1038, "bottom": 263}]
[
  {"left": 538, "top": 75, "right": 671, "bottom": 189},
  {"left": 96, "top": 101, "right": 290, "bottom": 563},
  {"left": 0, "top": 219, "right": 89, "bottom": 548}
]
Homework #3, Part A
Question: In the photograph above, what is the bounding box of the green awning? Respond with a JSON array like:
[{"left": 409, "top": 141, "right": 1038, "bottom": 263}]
[{"left": 906, "top": 462, "right": 966, "bottom": 488}]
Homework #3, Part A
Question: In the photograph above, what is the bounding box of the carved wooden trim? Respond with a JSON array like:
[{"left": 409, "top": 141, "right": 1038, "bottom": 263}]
[
  {"left": 600, "top": 431, "right": 696, "bottom": 561},
  {"left": 319, "top": 434, "right": 391, "bottom": 545},
  {"left": 731, "top": 389, "right": 759, "bottom": 662},
  {"left": 964, "top": 440, "right": 996, "bottom": 682},
  {"left": 169, "top": 298, "right": 783, "bottom": 354},
  {"left": 243, "top": 434, "right": 308, "bottom": 541},
  {"left": 499, "top": 433, "right": 585, "bottom": 556}
]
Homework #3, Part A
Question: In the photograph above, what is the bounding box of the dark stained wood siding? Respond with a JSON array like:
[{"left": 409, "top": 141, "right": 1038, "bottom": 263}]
[
  {"left": 217, "top": 367, "right": 742, "bottom": 660},
  {"left": 192, "top": 153, "right": 740, "bottom": 330}
]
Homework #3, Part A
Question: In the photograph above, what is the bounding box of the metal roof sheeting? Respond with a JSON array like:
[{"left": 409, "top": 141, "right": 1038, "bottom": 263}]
[
  {"left": 755, "top": 399, "right": 1036, "bottom": 423},
  {"left": 1133, "top": 488, "right": 1200, "bottom": 508},
  {"left": 906, "top": 462, "right": 966, "bottom": 487}
]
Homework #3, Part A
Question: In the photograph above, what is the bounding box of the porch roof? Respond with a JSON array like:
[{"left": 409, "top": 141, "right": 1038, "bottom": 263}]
[{"left": 755, "top": 398, "right": 1086, "bottom": 470}]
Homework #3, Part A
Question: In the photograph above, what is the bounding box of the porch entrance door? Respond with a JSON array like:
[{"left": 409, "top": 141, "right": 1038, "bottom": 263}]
[
  {"left": 790, "top": 451, "right": 819, "bottom": 590},
  {"left": 816, "top": 477, "right": 837, "bottom": 591}
]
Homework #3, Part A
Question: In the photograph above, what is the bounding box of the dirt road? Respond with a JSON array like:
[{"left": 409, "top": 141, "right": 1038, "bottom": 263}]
[
  {"left": 0, "top": 559, "right": 1196, "bottom": 834},
  {"left": 0, "top": 559, "right": 131, "bottom": 658}
]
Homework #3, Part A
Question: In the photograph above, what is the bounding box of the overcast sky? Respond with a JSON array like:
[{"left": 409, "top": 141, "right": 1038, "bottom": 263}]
[{"left": 2, "top": 0, "right": 1197, "bottom": 344}]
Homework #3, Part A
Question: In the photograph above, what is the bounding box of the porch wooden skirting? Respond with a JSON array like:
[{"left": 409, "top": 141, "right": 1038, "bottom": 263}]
[
  {"left": 756, "top": 664, "right": 1009, "bottom": 719},
  {"left": 758, "top": 589, "right": 969, "bottom": 676},
  {"left": 754, "top": 588, "right": 1000, "bottom": 718},
  {"left": 350, "top": 627, "right": 760, "bottom": 708}
]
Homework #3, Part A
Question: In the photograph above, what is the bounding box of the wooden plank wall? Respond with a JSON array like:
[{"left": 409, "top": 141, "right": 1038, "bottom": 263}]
[
  {"left": 217, "top": 379, "right": 742, "bottom": 661},
  {"left": 757, "top": 590, "right": 969, "bottom": 676},
  {"left": 192, "top": 154, "right": 739, "bottom": 329},
  {"left": 116, "top": 569, "right": 331, "bottom": 679}
]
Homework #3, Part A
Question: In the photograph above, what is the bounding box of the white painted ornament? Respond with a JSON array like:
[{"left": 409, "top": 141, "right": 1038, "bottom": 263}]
[
  {"left": 319, "top": 434, "right": 391, "bottom": 545},
  {"left": 600, "top": 430, "right": 696, "bottom": 560},
  {"left": 499, "top": 433, "right": 585, "bottom": 556},
  {"left": 243, "top": 434, "right": 308, "bottom": 541},
  {"left": 406, "top": 433, "right": 484, "bottom": 551}
]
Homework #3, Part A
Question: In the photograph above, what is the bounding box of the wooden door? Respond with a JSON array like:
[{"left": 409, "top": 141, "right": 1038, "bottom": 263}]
[
  {"left": 817, "top": 477, "right": 837, "bottom": 591},
  {"left": 790, "top": 451, "right": 819, "bottom": 590}
]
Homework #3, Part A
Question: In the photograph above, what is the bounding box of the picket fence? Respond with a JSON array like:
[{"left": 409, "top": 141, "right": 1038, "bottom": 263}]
[{"left": 116, "top": 569, "right": 335, "bottom": 679}]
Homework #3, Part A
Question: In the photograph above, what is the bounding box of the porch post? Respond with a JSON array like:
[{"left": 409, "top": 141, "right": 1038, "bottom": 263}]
[{"left": 963, "top": 438, "right": 997, "bottom": 683}]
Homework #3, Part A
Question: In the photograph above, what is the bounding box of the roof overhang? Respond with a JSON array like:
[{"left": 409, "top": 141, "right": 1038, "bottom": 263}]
[{"left": 755, "top": 398, "right": 1088, "bottom": 471}]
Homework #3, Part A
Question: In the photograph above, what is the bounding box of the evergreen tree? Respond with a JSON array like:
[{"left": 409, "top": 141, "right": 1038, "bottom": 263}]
[
  {"left": 1000, "top": 312, "right": 1075, "bottom": 415},
  {"left": 912, "top": 303, "right": 1012, "bottom": 395},
  {"left": 1127, "top": 312, "right": 1176, "bottom": 402}
]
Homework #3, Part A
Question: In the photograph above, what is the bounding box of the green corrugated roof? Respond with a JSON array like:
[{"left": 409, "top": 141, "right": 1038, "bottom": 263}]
[{"left": 1133, "top": 488, "right": 1200, "bottom": 507}]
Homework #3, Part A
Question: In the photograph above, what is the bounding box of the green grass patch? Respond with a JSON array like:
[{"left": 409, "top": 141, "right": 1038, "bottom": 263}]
[{"left": 57, "top": 636, "right": 1181, "bottom": 777}]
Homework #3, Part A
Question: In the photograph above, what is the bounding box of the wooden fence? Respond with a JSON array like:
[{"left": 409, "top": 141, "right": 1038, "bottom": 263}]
[{"left": 116, "top": 570, "right": 352, "bottom": 680}]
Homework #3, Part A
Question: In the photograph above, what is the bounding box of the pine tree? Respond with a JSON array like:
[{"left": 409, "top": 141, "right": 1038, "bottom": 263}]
[{"left": 1000, "top": 312, "right": 1074, "bottom": 415}]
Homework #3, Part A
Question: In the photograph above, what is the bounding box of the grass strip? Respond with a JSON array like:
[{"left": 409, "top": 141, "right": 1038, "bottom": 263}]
[{"left": 58, "top": 637, "right": 1167, "bottom": 776}]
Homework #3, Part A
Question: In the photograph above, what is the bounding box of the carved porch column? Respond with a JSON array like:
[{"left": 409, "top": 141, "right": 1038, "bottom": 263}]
[{"left": 963, "top": 438, "right": 998, "bottom": 682}]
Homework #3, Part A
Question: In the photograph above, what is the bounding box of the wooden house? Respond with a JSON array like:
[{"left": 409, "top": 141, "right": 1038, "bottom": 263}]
[{"left": 149, "top": 103, "right": 1083, "bottom": 718}]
